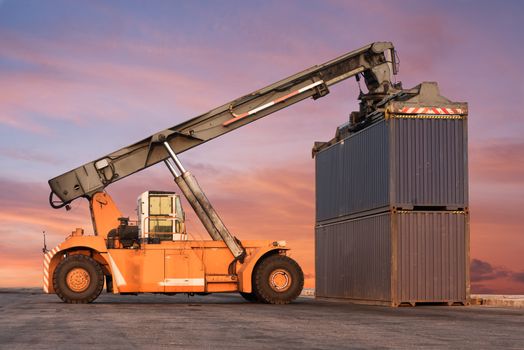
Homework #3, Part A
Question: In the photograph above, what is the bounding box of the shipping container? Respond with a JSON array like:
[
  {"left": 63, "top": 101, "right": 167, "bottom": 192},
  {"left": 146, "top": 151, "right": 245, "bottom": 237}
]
[
  {"left": 315, "top": 82, "right": 468, "bottom": 223},
  {"left": 315, "top": 210, "right": 469, "bottom": 306},
  {"left": 315, "top": 116, "right": 468, "bottom": 222}
]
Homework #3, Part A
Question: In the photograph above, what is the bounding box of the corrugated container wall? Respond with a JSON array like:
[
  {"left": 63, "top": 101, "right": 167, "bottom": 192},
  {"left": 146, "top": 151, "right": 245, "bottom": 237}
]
[
  {"left": 314, "top": 82, "right": 469, "bottom": 305},
  {"left": 316, "top": 116, "right": 468, "bottom": 223},
  {"left": 315, "top": 211, "right": 469, "bottom": 306}
]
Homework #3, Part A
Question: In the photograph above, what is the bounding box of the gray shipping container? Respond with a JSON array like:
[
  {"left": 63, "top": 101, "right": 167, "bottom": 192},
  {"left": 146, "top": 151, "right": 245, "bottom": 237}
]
[
  {"left": 316, "top": 116, "right": 468, "bottom": 222},
  {"left": 315, "top": 210, "right": 470, "bottom": 306},
  {"left": 315, "top": 82, "right": 468, "bottom": 223}
]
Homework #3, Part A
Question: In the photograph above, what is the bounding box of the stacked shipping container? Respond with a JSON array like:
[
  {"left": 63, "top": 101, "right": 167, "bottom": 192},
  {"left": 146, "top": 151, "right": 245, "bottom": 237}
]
[{"left": 314, "top": 82, "right": 469, "bottom": 306}]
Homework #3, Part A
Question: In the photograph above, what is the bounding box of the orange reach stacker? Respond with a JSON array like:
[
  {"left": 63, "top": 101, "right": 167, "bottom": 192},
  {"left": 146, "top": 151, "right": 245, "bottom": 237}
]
[{"left": 44, "top": 42, "right": 400, "bottom": 303}]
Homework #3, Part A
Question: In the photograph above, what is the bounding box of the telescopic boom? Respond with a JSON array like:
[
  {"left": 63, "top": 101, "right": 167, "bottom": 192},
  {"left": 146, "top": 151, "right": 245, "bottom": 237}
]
[{"left": 49, "top": 42, "right": 398, "bottom": 208}]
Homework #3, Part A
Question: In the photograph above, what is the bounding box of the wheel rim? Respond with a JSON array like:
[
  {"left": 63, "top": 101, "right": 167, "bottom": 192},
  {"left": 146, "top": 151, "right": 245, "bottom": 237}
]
[
  {"left": 66, "top": 267, "right": 91, "bottom": 293},
  {"left": 269, "top": 268, "right": 292, "bottom": 292}
]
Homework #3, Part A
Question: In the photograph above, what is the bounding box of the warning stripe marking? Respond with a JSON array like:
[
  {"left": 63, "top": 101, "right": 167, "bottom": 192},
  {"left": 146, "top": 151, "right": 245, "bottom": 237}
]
[
  {"left": 392, "top": 114, "right": 463, "bottom": 120},
  {"left": 107, "top": 253, "right": 127, "bottom": 287},
  {"left": 398, "top": 107, "right": 464, "bottom": 115},
  {"left": 43, "top": 245, "right": 61, "bottom": 293},
  {"left": 223, "top": 80, "right": 325, "bottom": 126}
]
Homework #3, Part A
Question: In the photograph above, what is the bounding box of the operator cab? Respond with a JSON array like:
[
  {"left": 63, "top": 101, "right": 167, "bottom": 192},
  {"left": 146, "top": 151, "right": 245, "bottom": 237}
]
[{"left": 137, "top": 191, "right": 187, "bottom": 242}]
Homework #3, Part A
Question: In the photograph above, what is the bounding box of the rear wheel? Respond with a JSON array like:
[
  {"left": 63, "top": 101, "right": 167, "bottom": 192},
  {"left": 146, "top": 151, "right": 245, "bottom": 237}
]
[
  {"left": 253, "top": 255, "right": 303, "bottom": 304},
  {"left": 53, "top": 254, "right": 104, "bottom": 304}
]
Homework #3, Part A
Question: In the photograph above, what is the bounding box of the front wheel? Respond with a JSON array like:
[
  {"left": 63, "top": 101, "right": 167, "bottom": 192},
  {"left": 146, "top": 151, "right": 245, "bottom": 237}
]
[
  {"left": 253, "top": 255, "right": 304, "bottom": 304},
  {"left": 53, "top": 254, "right": 104, "bottom": 303}
]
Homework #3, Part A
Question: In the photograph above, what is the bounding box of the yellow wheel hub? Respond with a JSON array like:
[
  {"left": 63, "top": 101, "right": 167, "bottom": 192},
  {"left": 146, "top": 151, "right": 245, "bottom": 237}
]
[
  {"left": 269, "top": 269, "right": 292, "bottom": 292},
  {"left": 66, "top": 267, "right": 90, "bottom": 293}
]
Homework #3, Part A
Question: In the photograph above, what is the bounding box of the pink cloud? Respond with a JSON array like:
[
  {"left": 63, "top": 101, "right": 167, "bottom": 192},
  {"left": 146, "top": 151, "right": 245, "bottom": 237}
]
[
  {"left": 471, "top": 258, "right": 524, "bottom": 294},
  {"left": 0, "top": 148, "right": 60, "bottom": 164},
  {"left": 0, "top": 27, "right": 371, "bottom": 138},
  {"left": 0, "top": 33, "right": 238, "bottom": 134},
  {"left": 470, "top": 139, "right": 524, "bottom": 184}
]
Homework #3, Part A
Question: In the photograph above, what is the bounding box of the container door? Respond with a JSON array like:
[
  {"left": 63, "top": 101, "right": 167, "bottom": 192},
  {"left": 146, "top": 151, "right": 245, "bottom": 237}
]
[{"left": 395, "top": 211, "right": 467, "bottom": 303}]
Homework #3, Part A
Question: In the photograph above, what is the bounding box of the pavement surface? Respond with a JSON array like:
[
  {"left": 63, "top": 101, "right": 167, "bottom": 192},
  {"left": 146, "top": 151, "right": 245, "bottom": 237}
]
[{"left": 1, "top": 289, "right": 523, "bottom": 349}]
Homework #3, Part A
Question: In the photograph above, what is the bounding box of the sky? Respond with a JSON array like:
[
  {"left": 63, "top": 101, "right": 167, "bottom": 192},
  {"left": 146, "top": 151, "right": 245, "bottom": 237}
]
[{"left": 1, "top": 0, "right": 523, "bottom": 294}]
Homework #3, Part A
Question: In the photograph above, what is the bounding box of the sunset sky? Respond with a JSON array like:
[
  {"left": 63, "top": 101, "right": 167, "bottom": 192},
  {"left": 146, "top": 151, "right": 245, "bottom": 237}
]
[{"left": 1, "top": 0, "right": 523, "bottom": 293}]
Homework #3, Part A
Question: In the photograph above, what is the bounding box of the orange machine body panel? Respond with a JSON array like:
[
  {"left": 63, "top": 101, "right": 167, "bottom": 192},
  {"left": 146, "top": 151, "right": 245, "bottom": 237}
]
[
  {"left": 44, "top": 234, "right": 286, "bottom": 295},
  {"left": 90, "top": 192, "right": 122, "bottom": 239}
]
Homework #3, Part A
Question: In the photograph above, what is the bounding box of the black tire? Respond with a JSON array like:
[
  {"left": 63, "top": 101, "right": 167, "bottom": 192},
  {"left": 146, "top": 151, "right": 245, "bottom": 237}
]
[
  {"left": 53, "top": 254, "right": 104, "bottom": 304},
  {"left": 239, "top": 291, "right": 259, "bottom": 302},
  {"left": 252, "top": 255, "right": 304, "bottom": 304}
]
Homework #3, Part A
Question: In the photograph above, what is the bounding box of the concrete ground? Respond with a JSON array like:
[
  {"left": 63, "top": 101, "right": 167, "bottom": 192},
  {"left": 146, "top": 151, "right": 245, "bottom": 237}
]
[{"left": 1, "top": 289, "right": 523, "bottom": 349}]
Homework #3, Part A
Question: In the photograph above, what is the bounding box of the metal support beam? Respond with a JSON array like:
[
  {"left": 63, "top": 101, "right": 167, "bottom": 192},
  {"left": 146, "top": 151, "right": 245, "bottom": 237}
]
[
  {"left": 163, "top": 142, "right": 245, "bottom": 260},
  {"left": 164, "top": 159, "right": 222, "bottom": 241}
]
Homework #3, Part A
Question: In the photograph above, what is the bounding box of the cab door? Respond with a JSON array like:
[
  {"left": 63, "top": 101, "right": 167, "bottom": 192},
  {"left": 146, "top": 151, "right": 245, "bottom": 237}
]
[{"left": 164, "top": 247, "right": 205, "bottom": 293}]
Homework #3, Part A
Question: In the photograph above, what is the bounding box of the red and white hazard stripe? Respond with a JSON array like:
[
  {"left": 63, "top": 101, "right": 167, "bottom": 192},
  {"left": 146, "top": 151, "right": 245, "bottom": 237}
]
[
  {"left": 223, "top": 80, "right": 325, "bottom": 126},
  {"left": 43, "top": 245, "right": 61, "bottom": 293},
  {"left": 398, "top": 106, "right": 464, "bottom": 115}
]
